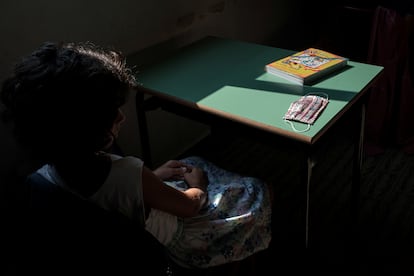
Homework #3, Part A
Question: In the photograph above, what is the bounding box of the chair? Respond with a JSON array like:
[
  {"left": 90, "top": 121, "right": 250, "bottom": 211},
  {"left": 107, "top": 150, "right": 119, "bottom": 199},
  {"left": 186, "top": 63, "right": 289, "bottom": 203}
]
[{"left": 21, "top": 172, "right": 173, "bottom": 276}]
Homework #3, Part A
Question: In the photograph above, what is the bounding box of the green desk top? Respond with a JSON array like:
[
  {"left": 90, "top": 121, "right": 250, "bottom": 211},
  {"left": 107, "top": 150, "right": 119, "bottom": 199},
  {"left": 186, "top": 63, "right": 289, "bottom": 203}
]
[{"left": 135, "top": 36, "right": 383, "bottom": 144}]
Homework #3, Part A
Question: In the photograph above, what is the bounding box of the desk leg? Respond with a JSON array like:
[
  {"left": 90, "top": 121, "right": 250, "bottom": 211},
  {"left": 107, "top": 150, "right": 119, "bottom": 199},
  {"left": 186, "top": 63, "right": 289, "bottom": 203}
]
[
  {"left": 351, "top": 103, "right": 365, "bottom": 220},
  {"left": 135, "top": 91, "right": 153, "bottom": 168},
  {"left": 304, "top": 150, "right": 315, "bottom": 249}
]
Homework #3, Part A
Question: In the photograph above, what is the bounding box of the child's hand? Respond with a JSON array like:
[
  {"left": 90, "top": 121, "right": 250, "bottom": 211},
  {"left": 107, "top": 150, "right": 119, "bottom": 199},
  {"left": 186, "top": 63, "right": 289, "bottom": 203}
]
[
  {"left": 184, "top": 167, "right": 208, "bottom": 191},
  {"left": 153, "top": 160, "right": 193, "bottom": 181}
]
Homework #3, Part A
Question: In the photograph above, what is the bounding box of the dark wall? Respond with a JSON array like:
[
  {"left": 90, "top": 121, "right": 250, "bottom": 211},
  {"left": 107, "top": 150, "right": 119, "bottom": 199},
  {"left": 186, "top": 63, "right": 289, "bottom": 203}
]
[{"left": 269, "top": 1, "right": 414, "bottom": 63}]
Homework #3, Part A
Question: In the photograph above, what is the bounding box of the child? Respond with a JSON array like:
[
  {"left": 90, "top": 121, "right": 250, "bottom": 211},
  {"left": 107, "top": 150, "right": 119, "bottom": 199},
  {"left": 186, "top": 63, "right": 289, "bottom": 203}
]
[{"left": 0, "top": 41, "right": 272, "bottom": 268}]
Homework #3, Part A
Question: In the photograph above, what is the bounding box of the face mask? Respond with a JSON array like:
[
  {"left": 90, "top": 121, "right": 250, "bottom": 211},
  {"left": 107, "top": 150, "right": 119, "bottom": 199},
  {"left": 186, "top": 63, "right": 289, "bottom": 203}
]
[{"left": 283, "top": 93, "right": 329, "bottom": 132}]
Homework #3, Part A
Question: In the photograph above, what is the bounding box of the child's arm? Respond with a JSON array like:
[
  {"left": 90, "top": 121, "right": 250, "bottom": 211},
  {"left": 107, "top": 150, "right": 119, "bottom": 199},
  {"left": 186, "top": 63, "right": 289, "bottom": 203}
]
[{"left": 142, "top": 166, "right": 207, "bottom": 218}]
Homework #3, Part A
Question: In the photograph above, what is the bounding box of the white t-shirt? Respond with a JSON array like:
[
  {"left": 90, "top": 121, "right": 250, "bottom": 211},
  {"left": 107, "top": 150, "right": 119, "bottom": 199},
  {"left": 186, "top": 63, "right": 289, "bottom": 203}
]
[{"left": 37, "top": 154, "right": 178, "bottom": 245}]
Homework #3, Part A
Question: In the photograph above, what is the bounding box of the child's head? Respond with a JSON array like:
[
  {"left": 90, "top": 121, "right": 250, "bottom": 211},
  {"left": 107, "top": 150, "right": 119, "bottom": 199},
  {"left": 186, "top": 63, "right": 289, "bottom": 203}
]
[{"left": 0, "top": 42, "right": 137, "bottom": 165}]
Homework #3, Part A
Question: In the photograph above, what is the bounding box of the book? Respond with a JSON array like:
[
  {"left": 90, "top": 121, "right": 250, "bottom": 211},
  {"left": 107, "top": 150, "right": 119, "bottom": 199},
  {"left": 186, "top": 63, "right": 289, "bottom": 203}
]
[{"left": 265, "top": 48, "right": 348, "bottom": 85}]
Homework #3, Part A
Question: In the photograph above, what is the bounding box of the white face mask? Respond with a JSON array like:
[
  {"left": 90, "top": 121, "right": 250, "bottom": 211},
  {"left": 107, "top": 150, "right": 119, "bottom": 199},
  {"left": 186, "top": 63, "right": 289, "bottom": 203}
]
[{"left": 283, "top": 92, "right": 329, "bottom": 132}]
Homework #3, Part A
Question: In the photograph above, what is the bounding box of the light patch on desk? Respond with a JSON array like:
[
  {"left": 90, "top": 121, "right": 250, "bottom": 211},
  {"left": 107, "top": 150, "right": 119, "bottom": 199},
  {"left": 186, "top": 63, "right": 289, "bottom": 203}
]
[
  {"left": 198, "top": 85, "right": 294, "bottom": 125},
  {"left": 197, "top": 85, "right": 348, "bottom": 138}
]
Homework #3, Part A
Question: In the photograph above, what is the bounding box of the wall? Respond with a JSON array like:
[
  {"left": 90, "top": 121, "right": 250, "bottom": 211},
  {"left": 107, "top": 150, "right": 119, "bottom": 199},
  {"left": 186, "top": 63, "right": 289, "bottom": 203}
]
[{"left": 0, "top": 0, "right": 305, "bottom": 183}]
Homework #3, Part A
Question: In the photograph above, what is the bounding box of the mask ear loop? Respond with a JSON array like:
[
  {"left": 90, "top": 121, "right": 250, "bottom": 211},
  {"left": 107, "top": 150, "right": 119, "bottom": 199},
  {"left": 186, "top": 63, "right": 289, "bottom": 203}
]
[
  {"left": 305, "top": 92, "right": 329, "bottom": 101},
  {"left": 284, "top": 119, "right": 311, "bottom": 132}
]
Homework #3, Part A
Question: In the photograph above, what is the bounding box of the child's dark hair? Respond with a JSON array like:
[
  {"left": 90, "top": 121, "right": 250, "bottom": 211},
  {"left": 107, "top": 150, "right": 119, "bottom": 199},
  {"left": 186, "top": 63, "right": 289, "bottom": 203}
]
[{"left": 0, "top": 41, "right": 137, "bottom": 165}]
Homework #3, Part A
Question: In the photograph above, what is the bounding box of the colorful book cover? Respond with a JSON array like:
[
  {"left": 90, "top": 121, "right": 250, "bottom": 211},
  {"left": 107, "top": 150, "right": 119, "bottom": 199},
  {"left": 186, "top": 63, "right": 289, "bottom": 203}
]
[{"left": 265, "top": 48, "right": 348, "bottom": 85}]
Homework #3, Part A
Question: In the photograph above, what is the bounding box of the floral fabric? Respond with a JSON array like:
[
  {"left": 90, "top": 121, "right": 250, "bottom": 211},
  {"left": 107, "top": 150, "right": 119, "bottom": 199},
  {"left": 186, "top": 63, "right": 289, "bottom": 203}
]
[{"left": 164, "top": 156, "right": 272, "bottom": 268}]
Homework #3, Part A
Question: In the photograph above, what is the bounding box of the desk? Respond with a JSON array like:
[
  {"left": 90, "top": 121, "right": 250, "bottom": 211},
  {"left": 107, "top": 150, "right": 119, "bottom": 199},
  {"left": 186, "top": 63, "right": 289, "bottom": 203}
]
[{"left": 132, "top": 36, "right": 383, "bottom": 248}]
